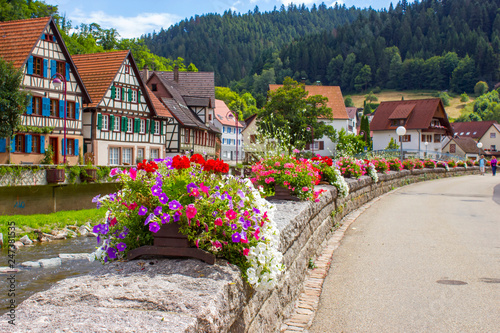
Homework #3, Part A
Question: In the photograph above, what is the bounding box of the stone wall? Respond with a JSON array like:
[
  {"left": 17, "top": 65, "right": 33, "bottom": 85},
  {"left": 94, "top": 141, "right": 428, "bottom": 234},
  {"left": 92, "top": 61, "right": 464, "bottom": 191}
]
[{"left": 1, "top": 167, "right": 478, "bottom": 333}]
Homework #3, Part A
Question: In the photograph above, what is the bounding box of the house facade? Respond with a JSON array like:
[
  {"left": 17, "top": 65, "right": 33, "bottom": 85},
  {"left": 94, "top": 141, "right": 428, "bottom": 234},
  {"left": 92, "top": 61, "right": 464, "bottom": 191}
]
[
  {"left": 241, "top": 114, "right": 264, "bottom": 163},
  {"left": 268, "top": 84, "right": 350, "bottom": 156},
  {"left": 450, "top": 121, "right": 500, "bottom": 157},
  {"left": 145, "top": 69, "right": 219, "bottom": 157},
  {"left": 213, "top": 99, "right": 245, "bottom": 162},
  {"left": 72, "top": 50, "right": 169, "bottom": 165},
  {"left": 370, "top": 98, "right": 453, "bottom": 156},
  {"left": 0, "top": 17, "right": 91, "bottom": 165},
  {"left": 442, "top": 137, "right": 485, "bottom": 160}
]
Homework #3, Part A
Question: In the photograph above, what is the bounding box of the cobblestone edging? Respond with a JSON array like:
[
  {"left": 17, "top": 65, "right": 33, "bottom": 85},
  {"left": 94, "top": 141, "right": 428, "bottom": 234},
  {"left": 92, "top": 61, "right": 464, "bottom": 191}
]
[{"left": 1, "top": 167, "right": 479, "bottom": 333}]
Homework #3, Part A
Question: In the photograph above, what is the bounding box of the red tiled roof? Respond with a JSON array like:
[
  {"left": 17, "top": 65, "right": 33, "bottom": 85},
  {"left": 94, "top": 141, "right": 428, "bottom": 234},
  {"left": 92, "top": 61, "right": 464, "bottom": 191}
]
[
  {"left": 214, "top": 100, "right": 245, "bottom": 127},
  {"left": 447, "top": 137, "right": 485, "bottom": 154},
  {"left": 345, "top": 107, "right": 358, "bottom": 120},
  {"left": 389, "top": 104, "right": 416, "bottom": 119},
  {"left": 72, "top": 50, "right": 129, "bottom": 108},
  {"left": 268, "top": 84, "right": 349, "bottom": 119},
  {"left": 154, "top": 71, "right": 215, "bottom": 107},
  {"left": 370, "top": 98, "right": 452, "bottom": 134},
  {"left": 144, "top": 85, "right": 172, "bottom": 118},
  {"left": 0, "top": 17, "right": 50, "bottom": 68},
  {"left": 451, "top": 121, "right": 499, "bottom": 139}
]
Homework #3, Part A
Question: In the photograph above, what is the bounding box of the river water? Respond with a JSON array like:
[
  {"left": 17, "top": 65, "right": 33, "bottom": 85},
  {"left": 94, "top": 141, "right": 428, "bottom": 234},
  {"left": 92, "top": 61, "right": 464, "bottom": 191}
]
[{"left": 1, "top": 236, "right": 100, "bottom": 315}]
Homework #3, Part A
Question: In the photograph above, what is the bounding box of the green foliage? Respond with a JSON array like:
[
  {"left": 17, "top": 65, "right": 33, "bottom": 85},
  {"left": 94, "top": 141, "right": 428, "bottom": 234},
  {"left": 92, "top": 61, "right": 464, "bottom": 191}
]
[
  {"left": 0, "top": 0, "right": 58, "bottom": 21},
  {"left": 359, "top": 116, "right": 371, "bottom": 149},
  {"left": 474, "top": 81, "right": 489, "bottom": 96},
  {"left": 0, "top": 58, "right": 30, "bottom": 138},
  {"left": 363, "top": 104, "right": 372, "bottom": 115},
  {"left": 330, "top": 128, "right": 365, "bottom": 157},
  {"left": 385, "top": 137, "right": 399, "bottom": 150},
  {"left": 258, "top": 77, "right": 334, "bottom": 150},
  {"left": 435, "top": 91, "right": 451, "bottom": 107},
  {"left": 215, "top": 87, "right": 259, "bottom": 120},
  {"left": 40, "top": 145, "right": 54, "bottom": 165},
  {"left": 460, "top": 93, "right": 469, "bottom": 103},
  {"left": 344, "top": 96, "right": 354, "bottom": 107},
  {"left": 16, "top": 125, "right": 54, "bottom": 134},
  {"left": 364, "top": 91, "right": 378, "bottom": 103}
]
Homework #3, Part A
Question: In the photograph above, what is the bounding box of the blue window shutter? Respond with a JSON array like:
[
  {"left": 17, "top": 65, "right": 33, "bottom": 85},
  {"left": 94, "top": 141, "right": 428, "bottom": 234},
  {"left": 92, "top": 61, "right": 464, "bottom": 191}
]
[
  {"left": 74, "top": 139, "right": 79, "bottom": 156},
  {"left": 40, "top": 136, "right": 45, "bottom": 154},
  {"left": 75, "top": 103, "right": 80, "bottom": 120},
  {"left": 43, "top": 98, "right": 51, "bottom": 116},
  {"left": 27, "top": 56, "right": 33, "bottom": 75},
  {"left": 65, "top": 63, "right": 70, "bottom": 81},
  {"left": 10, "top": 136, "right": 15, "bottom": 152},
  {"left": 59, "top": 100, "right": 64, "bottom": 118},
  {"left": 50, "top": 60, "right": 56, "bottom": 77},
  {"left": 41, "top": 33, "right": 45, "bottom": 40},
  {"left": 25, "top": 135, "right": 32, "bottom": 153},
  {"left": 0, "top": 138, "right": 6, "bottom": 153},
  {"left": 27, "top": 97, "right": 33, "bottom": 114},
  {"left": 43, "top": 59, "right": 48, "bottom": 78},
  {"left": 64, "top": 139, "right": 67, "bottom": 156}
]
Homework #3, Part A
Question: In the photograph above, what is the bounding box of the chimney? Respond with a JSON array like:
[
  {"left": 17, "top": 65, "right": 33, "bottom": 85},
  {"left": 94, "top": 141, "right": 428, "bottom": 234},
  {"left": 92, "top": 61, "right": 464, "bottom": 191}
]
[
  {"left": 142, "top": 65, "right": 149, "bottom": 81},
  {"left": 174, "top": 65, "right": 179, "bottom": 82}
]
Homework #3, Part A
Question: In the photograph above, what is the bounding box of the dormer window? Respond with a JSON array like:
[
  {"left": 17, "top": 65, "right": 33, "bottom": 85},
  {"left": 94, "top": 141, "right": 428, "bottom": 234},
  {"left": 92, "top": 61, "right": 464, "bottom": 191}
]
[
  {"left": 390, "top": 119, "right": 405, "bottom": 127},
  {"left": 430, "top": 119, "right": 440, "bottom": 127},
  {"left": 152, "top": 84, "right": 157, "bottom": 92}
]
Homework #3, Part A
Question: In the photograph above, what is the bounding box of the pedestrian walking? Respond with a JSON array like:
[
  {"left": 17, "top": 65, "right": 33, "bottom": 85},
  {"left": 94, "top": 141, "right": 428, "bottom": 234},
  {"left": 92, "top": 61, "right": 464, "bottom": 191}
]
[
  {"left": 491, "top": 156, "right": 497, "bottom": 176},
  {"left": 479, "top": 155, "right": 486, "bottom": 175}
]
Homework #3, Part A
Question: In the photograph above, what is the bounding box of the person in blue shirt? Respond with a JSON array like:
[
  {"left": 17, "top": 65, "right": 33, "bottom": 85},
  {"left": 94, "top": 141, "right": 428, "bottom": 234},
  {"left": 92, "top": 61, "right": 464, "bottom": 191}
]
[{"left": 479, "top": 155, "right": 485, "bottom": 176}]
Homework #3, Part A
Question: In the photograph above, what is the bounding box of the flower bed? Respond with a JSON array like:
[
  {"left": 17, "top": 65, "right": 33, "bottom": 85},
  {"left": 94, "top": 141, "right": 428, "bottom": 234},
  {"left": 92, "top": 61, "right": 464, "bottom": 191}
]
[
  {"left": 311, "top": 155, "right": 349, "bottom": 198},
  {"left": 336, "top": 156, "right": 366, "bottom": 178},
  {"left": 370, "top": 157, "right": 390, "bottom": 173},
  {"left": 92, "top": 155, "right": 284, "bottom": 290}
]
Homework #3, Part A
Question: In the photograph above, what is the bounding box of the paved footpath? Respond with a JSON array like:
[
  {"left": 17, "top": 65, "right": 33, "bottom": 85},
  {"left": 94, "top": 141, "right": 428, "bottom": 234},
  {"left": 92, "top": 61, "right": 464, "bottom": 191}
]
[{"left": 284, "top": 174, "right": 500, "bottom": 333}]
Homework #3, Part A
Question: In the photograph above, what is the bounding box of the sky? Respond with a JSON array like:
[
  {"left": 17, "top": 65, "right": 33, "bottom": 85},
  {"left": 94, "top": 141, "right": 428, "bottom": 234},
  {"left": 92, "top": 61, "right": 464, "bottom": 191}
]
[{"left": 50, "top": 0, "right": 403, "bottom": 39}]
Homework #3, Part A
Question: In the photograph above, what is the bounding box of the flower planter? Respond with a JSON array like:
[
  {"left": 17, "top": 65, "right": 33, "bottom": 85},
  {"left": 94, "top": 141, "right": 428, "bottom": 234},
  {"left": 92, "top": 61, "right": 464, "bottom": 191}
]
[
  {"left": 46, "top": 168, "right": 65, "bottom": 183},
  {"left": 127, "top": 222, "right": 216, "bottom": 264},
  {"left": 80, "top": 168, "right": 97, "bottom": 182},
  {"left": 318, "top": 174, "right": 329, "bottom": 185},
  {"left": 266, "top": 183, "right": 301, "bottom": 201}
]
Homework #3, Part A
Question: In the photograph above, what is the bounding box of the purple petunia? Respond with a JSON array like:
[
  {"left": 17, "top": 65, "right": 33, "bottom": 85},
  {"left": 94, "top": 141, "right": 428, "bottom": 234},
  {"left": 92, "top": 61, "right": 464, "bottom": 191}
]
[
  {"left": 149, "top": 221, "right": 161, "bottom": 233},
  {"left": 169, "top": 200, "right": 182, "bottom": 210},
  {"left": 212, "top": 211, "right": 218, "bottom": 217},
  {"left": 237, "top": 189, "right": 245, "bottom": 198},
  {"left": 173, "top": 211, "right": 181, "bottom": 222},
  {"left": 186, "top": 182, "right": 198, "bottom": 193},
  {"left": 144, "top": 213, "right": 155, "bottom": 225},
  {"left": 154, "top": 206, "right": 162, "bottom": 216},
  {"left": 101, "top": 224, "right": 109, "bottom": 234},
  {"left": 116, "top": 242, "right": 127, "bottom": 252},
  {"left": 151, "top": 185, "right": 162, "bottom": 197},
  {"left": 253, "top": 207, "right": 261, "bottom": 214},
  {"left": 138, "top": 205, "right": 148, "bottom": 216},
  {"left": 158, "top": 193, "right": 169, "bottom": 205},
  {"left": 92, "top": 224, "right": 103, "bottom": 234},
  {"left": 231, "top": 223, "right": 238, "bottom": 230},
  {"left": 161, "top": 213, "right": 171, "bottom": 224},
  {"left": 91, "top": 194, "right": 101, "bottom": 203},
  {"left": 231, "top": 232, "right": 241, "bottom": 243},
  {"left": 106, "top": 247, "right": 117, "bottom": 259}
]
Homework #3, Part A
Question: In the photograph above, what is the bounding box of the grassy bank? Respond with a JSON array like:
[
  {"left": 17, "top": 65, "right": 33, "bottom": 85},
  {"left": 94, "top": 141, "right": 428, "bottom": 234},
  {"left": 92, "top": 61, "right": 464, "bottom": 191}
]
[{"left": 1, "top": 208, "right": 106, "bottom": 246}]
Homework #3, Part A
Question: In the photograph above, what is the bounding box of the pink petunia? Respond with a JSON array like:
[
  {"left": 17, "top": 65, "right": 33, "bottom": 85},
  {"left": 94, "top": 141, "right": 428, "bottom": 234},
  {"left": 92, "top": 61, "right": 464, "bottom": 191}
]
[
  {"left": 302, "top": 187, "right": 309, "bottom": 192},
  {"left": 243, "top": 248, "right": 250, "bottom": 256},
  {"left": 214, "top": 217, "right": 223, "bottom": 226},
  {"left": 129, "top": 168, "right": 137, "bottom": 180},
  {"left": 226, "top": 209, "right": 237, "bottom": 220}
]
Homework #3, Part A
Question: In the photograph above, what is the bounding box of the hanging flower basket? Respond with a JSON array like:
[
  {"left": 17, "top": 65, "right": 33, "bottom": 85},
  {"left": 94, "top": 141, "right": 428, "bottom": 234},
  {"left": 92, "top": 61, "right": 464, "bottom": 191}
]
[
  {"left": 46, "top": 168, "right": 65, "bottom": 183},
  {"left": 80, "top": 168, "right": 97, "bottom": 182},
  {"left": 127, "top": 221, "right": 216, "bottom": 264}
]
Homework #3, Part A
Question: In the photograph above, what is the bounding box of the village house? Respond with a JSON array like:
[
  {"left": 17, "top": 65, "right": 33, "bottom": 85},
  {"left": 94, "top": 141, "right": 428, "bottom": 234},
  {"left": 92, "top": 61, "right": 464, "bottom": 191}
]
[
  {"left": 212, "top": 99, "right": 245, "bottom": 163},
  {"left": 241, "top": 114, "right": 263, "bottom": 163},
  {"left": 0, "top": 17, "right": 91, "bottom": 165},
  {"left": 268, "top": 84, "right": 350, "bottom": 156},
  {"left": 441, "top": 137, "right": 485, "bottom": 160},
  {"left": 448, "top": 121, "right": 500, "bottom": 158},
  {"left": 346, "top": 106, "right": 359, "bottom": 135},
  {"left": 72, "top": 50, "right": 171, "bottom": 165},
  {"left": 370, "top": 98, "right": 453, "bottom": 156},
  {"left": 143, "top": 68, "right": 219, "bottom": 158}
]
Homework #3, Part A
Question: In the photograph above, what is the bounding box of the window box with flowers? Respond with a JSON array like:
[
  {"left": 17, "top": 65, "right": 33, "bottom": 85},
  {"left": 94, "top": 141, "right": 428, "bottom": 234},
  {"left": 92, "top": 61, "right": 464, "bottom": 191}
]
[
  {"left": 92, "top": 154, "right": 284, "bottom": 291},
  {"left": 46, "top": 165, "right": 66, "bottom": 183}
]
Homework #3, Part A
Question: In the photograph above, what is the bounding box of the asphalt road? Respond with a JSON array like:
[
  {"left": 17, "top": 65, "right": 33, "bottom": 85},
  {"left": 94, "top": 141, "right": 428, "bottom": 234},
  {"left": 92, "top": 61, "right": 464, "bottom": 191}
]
[{"left": 310, "top": 174, "right": 500, "bottom": 333}]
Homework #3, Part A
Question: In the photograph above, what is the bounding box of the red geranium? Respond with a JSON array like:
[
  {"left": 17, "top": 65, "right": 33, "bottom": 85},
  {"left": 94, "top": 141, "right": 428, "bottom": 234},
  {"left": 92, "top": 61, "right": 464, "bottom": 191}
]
[
  {"left": 172, "top": 155, "right": 191, "bottom": 170},
  {"left": 203, "top": 158, "right": 229, "bottom": 174},
  {"left": 190, "top": 154, "right": 206, "bottom": 166},
  {"left": 137, "top": 159, "right": 158, "bottom": 173}
]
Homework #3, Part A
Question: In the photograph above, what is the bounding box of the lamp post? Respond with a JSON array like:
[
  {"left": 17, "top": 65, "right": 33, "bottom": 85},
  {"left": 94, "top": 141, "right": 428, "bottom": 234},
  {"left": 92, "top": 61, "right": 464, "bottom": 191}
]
[
  {"left": 396, "top": 126, "right": 406, "bottom": 161},
  {"left": 425, "top": 141, "right": 428, "bottom": 158},
  {"left": 227, "top": 111, "right": 239, "bottom": 165},
  {"left": 51, "top": 73, "right": 67, "bottom": 164},
  {"left": 307, "top": 126, "right": 314, "bottom": 155},
  {"left": 477, "top": 142, "right": 483, "bottom": 158}
]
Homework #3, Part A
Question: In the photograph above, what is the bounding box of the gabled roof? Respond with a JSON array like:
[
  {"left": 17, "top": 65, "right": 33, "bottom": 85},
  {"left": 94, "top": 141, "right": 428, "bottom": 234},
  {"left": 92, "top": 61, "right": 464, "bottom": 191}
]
[
  {"left": 451, "top": 121, "right": 499, "bottom": 139},
  {"left": 160, "top": 97, "right": 208, "bottom": 130},
  {"left": 214, "top": 99, "right": 246, "bottom": 127},
  {"left": 154, "top": 71, "right": 215, "bottom": 108},
  {"left": 268, "top": 84, "right": 349, "bottom": 120},
  {"left": 370, "top": 98, "right": 452, "bottom": 134},
  {"left": 346, "top": 107, "right": 358, "bottom": 120},
  {"left": 144, "top": 85, "right": 172, "bottom": 118},
  {"left": 0, "top": 16, "right": 91, "bottom": 104},
  {"left": 445, "top": 137, "right": 485, "bottom": 154}
]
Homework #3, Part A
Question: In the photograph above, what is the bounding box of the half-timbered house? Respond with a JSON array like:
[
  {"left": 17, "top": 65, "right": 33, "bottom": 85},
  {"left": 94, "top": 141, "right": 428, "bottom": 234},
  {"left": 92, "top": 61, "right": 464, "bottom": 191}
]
[
  {"left": 143, "top": 68, "right": 220, "bottom": 157},
  {"left": 0, "top": 17, "right": 91, "bottom": 165},
  {"left": 72, "top": 50, "right": 172, "bottom": 165}
]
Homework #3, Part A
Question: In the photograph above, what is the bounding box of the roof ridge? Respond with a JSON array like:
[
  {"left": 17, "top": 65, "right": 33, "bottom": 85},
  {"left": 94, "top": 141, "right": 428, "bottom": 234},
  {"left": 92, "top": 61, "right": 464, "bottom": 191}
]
[{"left": 0, "top": 16, "right": 51, "bottom": 25}]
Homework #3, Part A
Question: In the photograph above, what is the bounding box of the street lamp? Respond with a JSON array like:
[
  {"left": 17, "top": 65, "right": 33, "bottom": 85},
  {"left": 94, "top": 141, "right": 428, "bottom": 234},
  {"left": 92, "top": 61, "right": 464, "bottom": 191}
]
[
  {"left": 51, "top": 73, "right": 67, "bottom": 164},
  {"left": 425, "top": 141, "right": 428, "bottom": 157},
  {"left": 477, "top": 142, "right": 483, "bottom": 158},
  {"left": 307, "top": 126, "right": 314, "bottom": 155},
  {"left": 227, "top": 111, "right": 239, "bottom": 165},
  {"left": 396, "top": 126, "right": 406, "bottom": 161}
]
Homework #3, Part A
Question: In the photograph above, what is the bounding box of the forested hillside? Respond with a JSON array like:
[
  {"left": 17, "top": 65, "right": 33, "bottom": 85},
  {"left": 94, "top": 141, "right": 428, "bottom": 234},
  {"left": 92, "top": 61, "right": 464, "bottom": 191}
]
[{"left": 142, "top": 4, "right": 362, "bottom": 86}]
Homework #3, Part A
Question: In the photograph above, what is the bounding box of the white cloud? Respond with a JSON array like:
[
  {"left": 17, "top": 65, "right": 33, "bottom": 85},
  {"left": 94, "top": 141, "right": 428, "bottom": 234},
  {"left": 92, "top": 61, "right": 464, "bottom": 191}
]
[{"left": 70, "top": 9, "right": 181, "bottom": 39}]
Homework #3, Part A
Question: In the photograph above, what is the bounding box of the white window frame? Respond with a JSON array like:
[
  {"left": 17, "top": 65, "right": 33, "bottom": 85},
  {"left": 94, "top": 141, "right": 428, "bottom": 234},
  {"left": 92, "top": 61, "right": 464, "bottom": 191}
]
[
  {"left": 491, "top": 132, "right": 496, "bottom": 138},
  {"left": 113, "top": 116, "right": 120, "bottom": 132},
  {"left": 122, "top": 147, "right": 132, "bottom": 165},
  {"left": 154, "top": 121, "right": 160, "bottom": 135},
  {"left": 131, "top": 89, "right": 137, "bottom": 103},
  {"left": 140, "top": 119, "right": 146, "bottom": 133},
  {"left": 109, "top": 147, "right": 120, "bottom": 165},
  {"left": 115, "top": 86, "right": 122, "bottom": 100},
  {"left": 127, "top": 118, "right": 133, "bottom": 133},
  {"left": 150, "top": 148, "right": 159, "bottom": 160},
  {"left": 102, "top": 115, "right": 109, "bottom": 131}
]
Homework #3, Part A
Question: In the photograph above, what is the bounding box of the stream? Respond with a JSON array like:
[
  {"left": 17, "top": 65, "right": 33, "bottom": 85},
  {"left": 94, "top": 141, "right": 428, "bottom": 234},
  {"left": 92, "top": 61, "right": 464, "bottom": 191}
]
[{"left": 1, "top": 236, "right": 101, "bottom": 315}]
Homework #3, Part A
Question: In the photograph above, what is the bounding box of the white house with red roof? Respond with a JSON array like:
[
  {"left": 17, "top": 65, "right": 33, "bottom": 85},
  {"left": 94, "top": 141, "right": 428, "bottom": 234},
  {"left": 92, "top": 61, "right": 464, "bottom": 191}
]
[
  {"left": 213, "top": 99, "right": 245, "bottom": 162},
  {"left": 370, "top": 98, "right": 453, "bottom": 155},
  {"left": 450, "top": 121, "right": 500, "bottom": 157}
]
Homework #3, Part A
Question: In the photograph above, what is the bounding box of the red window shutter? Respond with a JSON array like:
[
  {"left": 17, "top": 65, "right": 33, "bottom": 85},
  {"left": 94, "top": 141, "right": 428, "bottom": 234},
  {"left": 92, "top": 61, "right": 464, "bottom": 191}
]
[
  {"left": 306, "top": 143, "right": 311, "bottom": 150},
  {"left": 319, "top": 141, "right": 324, "bottom": 150}
]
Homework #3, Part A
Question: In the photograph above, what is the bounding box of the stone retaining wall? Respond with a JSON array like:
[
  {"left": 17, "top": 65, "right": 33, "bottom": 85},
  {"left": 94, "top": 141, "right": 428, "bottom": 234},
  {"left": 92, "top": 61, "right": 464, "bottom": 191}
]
[{"left": 1, "top": 167, "right": 478, "bottom": 333}]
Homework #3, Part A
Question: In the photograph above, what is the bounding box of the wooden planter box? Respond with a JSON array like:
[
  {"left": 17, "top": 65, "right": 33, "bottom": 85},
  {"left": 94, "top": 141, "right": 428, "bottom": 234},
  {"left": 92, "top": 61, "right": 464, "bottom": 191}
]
[
  {"left": 46, "top": 168, "right": 65, "bottom": 183},
  {"left": 127, "top": 222, "right": 215, "bottom": 264},
  {"left": 80, "top": 168, "right": 97, "bottom": 182},
  {"left": 266, "top": 183, "right": 301, "bottom": 201}
]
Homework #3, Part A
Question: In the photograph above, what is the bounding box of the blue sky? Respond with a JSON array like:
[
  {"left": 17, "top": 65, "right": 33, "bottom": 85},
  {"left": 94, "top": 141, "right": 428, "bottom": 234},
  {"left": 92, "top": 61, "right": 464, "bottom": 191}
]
[{"left": 51, "top": 0, "right": 402, "bottom": 38}]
